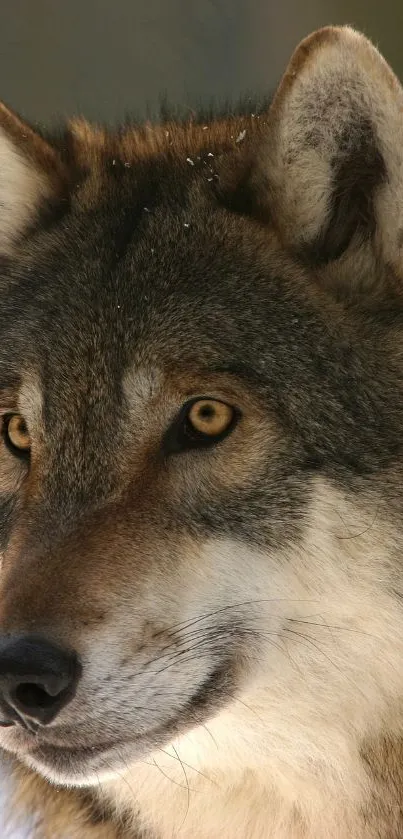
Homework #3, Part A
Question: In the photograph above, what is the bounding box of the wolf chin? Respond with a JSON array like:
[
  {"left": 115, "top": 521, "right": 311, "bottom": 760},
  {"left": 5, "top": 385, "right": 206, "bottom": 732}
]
[{"left": 1, "top": 24, "right": 403, "bottom": 839}]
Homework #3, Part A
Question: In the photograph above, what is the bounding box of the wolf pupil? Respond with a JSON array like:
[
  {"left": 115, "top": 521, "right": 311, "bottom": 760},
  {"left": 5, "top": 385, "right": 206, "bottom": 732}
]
[
  {"left": 17, "top": 419, "right": 27, "bottom": 436},
  {"left": 199, "top": 405, "right": 215, "bottom": 419}
]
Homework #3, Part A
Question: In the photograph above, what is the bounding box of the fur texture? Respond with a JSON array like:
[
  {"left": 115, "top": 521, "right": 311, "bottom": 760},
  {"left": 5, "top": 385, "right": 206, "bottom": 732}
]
[{"left": 1, "top": 25, "right": 403, "bottom": 838}]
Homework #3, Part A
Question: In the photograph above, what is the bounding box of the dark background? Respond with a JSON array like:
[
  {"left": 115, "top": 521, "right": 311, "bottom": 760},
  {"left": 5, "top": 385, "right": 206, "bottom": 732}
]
[{"left": 2, "top": 1, "right": 403, "bottom": 126}]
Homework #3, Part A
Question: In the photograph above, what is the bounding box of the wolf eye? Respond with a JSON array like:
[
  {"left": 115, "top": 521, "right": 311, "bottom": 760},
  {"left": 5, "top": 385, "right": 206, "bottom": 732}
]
[
  {"left": 164, "top": 397, "right": 237, "bottom": 454},
  {"left": 3, "top": 414, "right": 31, "bottom": 457},
  {"left": 188, "top": 399, "right": 234, "bottom": 436}
]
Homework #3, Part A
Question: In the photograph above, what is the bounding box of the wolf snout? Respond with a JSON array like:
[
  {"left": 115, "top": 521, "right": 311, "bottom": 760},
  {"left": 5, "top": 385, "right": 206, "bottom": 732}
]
[{"left": 0, "top": 635, "right": 80, "bottom": 728}]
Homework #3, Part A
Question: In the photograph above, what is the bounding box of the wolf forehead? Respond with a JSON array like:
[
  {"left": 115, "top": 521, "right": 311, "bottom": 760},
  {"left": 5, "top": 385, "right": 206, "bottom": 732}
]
[
  {"left": 0, "top": 119, "right": 267, "bottom": 358},
  {"left": 0, "top": 107, "right": 380, "bottom": 360},
  {"left": 0, "top": 118, "right": 298, "bottom": 405},
  {"left": 0, "top": 117, "right": 373, "bottom": 359}
]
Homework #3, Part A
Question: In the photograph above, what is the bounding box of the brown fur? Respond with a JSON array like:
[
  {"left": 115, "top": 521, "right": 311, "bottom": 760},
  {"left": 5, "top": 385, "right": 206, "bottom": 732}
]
[
  {"left": 361, "top": 737, "right": 403, "bottom": 838},
  {"left": 11, "top": 763, "right": 131, "bottom": 838},
  {"left": 3, "top": 24, "right": 403, "bottom": 839}
]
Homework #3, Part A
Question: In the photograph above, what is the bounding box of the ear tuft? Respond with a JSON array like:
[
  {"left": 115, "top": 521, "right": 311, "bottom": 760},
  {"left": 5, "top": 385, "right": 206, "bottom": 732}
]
[
  {"left": 0, "top": 103, "right": 66, "bottom": 254},
  {"left": 255, "top": 26, "right": 403, "bottom": 289}
]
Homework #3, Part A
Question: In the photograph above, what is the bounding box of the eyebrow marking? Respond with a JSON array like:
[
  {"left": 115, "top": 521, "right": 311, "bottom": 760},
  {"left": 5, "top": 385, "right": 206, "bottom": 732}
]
[
  {"left": 18, "top": 377, "right": 43, "bottom": 428},
  {"left": 122, "top": 367, "right": 162, "bottom": 406}
]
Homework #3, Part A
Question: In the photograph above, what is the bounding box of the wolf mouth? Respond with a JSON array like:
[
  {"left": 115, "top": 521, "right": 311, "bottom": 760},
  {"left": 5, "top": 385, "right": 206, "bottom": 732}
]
[
  {"left": 9, "top": 660, "right": 233, "bottom": 779},
  {"left": 30, "top": 737, "right": 134, "bottom": 772}
]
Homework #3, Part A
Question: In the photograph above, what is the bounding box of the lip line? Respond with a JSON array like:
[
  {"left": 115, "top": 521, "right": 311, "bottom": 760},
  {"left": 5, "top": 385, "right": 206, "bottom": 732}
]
[
  {"left": 25, "top": 658, "right": 232, "bottom": 768},
  {"left": 29, "top": 718, "right": 174, "bottom": 766},
  {"left": 35, "top": 737, "right": 128, "bottom": 761}
]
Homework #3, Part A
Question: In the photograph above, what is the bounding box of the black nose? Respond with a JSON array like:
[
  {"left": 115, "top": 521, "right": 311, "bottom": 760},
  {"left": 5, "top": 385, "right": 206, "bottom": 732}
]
[{"left": 0, "top": 635, "right": 80, "bottom": 727}]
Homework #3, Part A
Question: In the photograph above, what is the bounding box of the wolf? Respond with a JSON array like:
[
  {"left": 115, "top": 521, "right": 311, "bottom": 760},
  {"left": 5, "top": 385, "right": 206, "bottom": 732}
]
[{"left": 1, "top": 23, "right": 403, "bottom": 839}]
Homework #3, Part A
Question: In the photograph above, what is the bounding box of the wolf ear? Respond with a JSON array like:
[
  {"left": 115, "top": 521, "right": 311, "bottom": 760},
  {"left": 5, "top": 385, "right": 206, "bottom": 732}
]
[
  {"left": 257, "top": 26, "right": 403, "bottom": 291},
  {"left": 0, "top": 103, "right": 65, "bottom": 254}
]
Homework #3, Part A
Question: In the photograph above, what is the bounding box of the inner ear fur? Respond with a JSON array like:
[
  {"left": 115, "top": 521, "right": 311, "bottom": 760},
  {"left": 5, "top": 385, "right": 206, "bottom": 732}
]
[
  {"left": 0, "top": 103, "right": 67, "bottom": 254},
  {"left": 252, "top": 26, "right": 403, "bottom": 290}
]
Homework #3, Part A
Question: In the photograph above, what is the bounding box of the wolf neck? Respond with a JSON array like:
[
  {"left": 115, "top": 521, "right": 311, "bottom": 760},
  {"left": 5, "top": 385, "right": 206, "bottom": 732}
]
[{"left": 98, "top": 704, "right": 403, "bottom": 839}]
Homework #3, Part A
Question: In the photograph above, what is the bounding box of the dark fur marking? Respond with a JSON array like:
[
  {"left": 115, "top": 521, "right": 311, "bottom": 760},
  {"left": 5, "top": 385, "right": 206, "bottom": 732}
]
[
  {"left": 0, "top": 495, "right": 15, "bottom": 551},
  {"left": 306, "top": 117, "right": 386, "bottom": 263},
  {"left": 361, "top": 737, "right": 403, "bottom": 838}
]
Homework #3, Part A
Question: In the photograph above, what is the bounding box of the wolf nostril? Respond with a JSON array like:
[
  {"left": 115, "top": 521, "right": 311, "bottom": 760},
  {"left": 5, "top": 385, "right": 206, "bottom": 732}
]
[
  {"left": 0, "top": 634, "right": 81, "bottom": 726},
  {"left": 14, "top": 682, "right": 65, "bottom": 711}
]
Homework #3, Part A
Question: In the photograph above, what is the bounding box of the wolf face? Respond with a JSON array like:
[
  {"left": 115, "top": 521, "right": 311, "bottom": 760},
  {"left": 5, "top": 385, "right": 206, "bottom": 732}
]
[{"left": 1, "top": 25, "right": 403, "bottom": 839}]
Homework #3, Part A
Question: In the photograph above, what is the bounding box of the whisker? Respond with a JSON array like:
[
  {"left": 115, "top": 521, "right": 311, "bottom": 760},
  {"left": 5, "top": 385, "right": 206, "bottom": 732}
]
[
  {"left": 142, "top": 628, "right": 219, "bottom": 671},
  {"left": 101, "top": 752, "right": 139, "bottom": 812},
  {"left": 334, "top": 505, "right": 380, "bottom": 540},
  {"left": 159, "top": 746, "right": 217, "bottom": 786},
  {"left": 283, "top": 628, "right": 343, "bottom": 673},
  {"left": 287, "top": 618, "right": 380, "bottom": 640},
  {"left": 152, "top": 755, "right": 198, "bottom": 793},
  {"left": 200, "top": 723, "right": 219, "bottom": 751},
  {"left": 150, "top": 636, "right": 221, "bottom": 677},
  {"left": 171, "top": 743, "right": 191, "bottom": 827},
  {"left": 151, "top": 598, "right": 320, "bottom": 640},
  {"left": 226, "top": 693, "right": 266, "bottom": 726}
]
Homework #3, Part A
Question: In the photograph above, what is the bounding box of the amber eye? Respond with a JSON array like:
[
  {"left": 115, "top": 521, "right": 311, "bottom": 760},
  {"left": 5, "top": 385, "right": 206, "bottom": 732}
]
[
  {"left": 4, "top": 414, "right": 31, "bottom": 456},
  {"left": 187, "top": 399, "right": 234, "bottom": 436},
  {"left": 163, "top": 397, "right": 238, "bottom": 455}
]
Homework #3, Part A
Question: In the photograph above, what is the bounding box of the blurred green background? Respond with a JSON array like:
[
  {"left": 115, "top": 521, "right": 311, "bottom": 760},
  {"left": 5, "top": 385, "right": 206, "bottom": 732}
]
[{"left": 2, "top": 0, "right": 403, "bottom": 125}]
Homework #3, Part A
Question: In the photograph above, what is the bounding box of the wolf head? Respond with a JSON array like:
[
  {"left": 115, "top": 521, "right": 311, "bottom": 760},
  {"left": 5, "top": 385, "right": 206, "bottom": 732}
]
[{"left": 0, "top": 27, "right": 403, "bottom": 804}]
